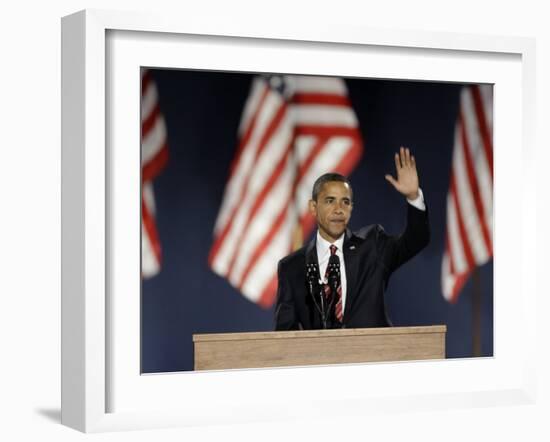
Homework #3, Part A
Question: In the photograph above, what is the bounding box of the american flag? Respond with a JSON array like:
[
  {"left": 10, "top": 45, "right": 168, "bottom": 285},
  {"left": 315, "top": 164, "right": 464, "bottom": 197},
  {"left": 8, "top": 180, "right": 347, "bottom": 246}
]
[
  {"left": 209, "top": 75, "right": 363, "bottom": 307},
  {"left": 141, "top": 69, "right": 169, "bottom": 278},
  {"left": 441, "top": 84, "right": 493, "bottom": 302}
]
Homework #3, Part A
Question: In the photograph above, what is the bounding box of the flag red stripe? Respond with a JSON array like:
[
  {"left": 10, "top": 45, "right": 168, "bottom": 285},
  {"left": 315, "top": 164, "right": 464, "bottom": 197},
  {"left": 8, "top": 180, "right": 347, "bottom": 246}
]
[
  {"left": 142, "top": 143, "right": 168, "bottom": 182},
  {"left": 471, "top": 85, "right": 493, "bottom": 181},
  {"left": 444, "top": 230, "right": 469, "bottom": 304},
  {"left": 449, "top": 272, "right": 469, "bottom": 304},
  {"left": 450, "top": 172, "right": 476, "bottom": 269},
  {"left": 292, "top": 93, "right": 352, "bottom": 107},
  {"left": 208, "top": 102, "right": 289, "bottom": 266},
  {"left": 258, "top": 274, "right": 278, "bottom": 308},
  {"left": 295, "top": 126, "right": 363, "bottom": 140},
  {"left": 142, "top": 194, "right": 162, "bottom": 265},
  {"left": 459, "top": 112, "right": 493, "bottom": 254}
]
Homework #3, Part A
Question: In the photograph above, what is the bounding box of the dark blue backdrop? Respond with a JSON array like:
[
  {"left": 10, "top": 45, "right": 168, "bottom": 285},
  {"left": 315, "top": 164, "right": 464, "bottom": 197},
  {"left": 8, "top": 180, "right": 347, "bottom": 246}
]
[{"left": 141, "top": 69, "right": 493, "bottom": 373}]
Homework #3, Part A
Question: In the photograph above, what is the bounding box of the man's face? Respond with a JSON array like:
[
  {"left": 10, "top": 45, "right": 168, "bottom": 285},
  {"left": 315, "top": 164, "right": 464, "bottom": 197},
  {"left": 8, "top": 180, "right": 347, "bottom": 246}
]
[{"left": 309, "top": 181, "right": 353, "bottom": 242}]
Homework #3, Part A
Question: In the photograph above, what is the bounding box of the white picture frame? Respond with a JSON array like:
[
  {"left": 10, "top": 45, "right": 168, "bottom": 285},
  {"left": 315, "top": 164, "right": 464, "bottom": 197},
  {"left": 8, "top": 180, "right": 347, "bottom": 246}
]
[{"left": 61, "top": 9, "right": 537, "bottom": 433}]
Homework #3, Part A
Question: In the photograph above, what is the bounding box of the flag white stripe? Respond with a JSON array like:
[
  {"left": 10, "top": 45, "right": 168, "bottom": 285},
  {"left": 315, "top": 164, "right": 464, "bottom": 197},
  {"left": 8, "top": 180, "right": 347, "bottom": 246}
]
[
  {"left": 479, "top": 85, "right": 493, "bottom": 134},
  {"left": 141, "top": 80, "right": 158, "bottom": 123},
  {"left": 143, "top": 182, "right": 156, "bottom": 214},
  {"left": 291, "top": 76, "right": 348, "bottom": 95},
  {"left": 142, "top": 224, "right": 160, "bottom": 277},
  {"left": 293, "top": 105, "right": 358, "bottom": 126},
  {"left": 238, "top": 77, "right": 265, "bottom": 136},
  {"left": 441, "top": 253, "right": 456, "bottom": 302},
  {"left": 142, "top": 182, "right": 160, "bottom": 277},
  {"left": 142, "top": 115, "right": 167, "bottom": 165}
]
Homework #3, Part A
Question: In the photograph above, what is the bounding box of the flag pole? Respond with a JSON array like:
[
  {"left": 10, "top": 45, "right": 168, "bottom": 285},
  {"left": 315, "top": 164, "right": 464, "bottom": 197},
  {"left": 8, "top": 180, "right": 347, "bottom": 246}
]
[{"left": 471, "top": 267, "right": 482, "bottom": 357}]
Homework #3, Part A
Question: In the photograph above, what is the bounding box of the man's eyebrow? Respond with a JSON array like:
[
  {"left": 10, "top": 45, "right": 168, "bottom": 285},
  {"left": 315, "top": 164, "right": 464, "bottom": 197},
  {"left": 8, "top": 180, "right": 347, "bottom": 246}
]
[{"left": 325, "top": 196, "right": 350, "bottom": 200}]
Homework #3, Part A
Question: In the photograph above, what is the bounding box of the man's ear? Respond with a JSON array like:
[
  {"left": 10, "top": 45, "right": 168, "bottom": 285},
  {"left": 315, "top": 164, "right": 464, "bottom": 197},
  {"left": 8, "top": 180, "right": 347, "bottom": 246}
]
[{"left": 308, "top": 199, "right": 317, "bottom": 217}]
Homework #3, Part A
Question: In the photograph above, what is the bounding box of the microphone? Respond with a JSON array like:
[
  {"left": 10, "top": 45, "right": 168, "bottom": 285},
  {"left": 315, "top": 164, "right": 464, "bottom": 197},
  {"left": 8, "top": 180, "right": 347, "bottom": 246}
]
[
  {"left": 306, "top": 262, "right": 327, "bottom": 329},
  {"left": 306, "top": 263, "right": 319, "bottom": 292}
]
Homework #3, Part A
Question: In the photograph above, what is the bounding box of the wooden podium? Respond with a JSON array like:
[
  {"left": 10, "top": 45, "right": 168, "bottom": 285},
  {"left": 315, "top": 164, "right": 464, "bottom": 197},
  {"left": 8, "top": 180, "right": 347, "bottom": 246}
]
[{"left": 193, "top": 325, "right": 446, "bottom": 370}]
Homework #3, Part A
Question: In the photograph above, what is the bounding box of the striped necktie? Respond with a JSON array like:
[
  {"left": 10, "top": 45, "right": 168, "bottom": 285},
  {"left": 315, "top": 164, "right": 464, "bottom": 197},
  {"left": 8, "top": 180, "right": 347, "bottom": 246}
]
[{"left": 325, "top": 244, "right": 343, "bottom": 323}]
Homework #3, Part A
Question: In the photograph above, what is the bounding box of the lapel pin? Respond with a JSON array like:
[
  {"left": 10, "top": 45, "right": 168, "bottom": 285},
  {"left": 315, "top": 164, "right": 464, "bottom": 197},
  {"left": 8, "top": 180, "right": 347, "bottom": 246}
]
[{"left": 349, "top": 245, "right": 355, "bottom": 250}]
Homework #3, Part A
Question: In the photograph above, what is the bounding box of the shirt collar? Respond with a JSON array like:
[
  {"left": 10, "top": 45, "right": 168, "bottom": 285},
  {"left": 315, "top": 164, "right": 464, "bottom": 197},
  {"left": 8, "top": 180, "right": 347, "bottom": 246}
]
[{"left": 316, "top": 230, "right": 345, "bottom": 259}]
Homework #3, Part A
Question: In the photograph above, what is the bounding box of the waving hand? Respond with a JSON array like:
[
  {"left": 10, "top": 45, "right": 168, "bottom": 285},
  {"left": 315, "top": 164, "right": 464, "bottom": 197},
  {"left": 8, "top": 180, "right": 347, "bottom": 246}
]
[{"left": 384, "top": 147, "right": 420, "bottom": 200}]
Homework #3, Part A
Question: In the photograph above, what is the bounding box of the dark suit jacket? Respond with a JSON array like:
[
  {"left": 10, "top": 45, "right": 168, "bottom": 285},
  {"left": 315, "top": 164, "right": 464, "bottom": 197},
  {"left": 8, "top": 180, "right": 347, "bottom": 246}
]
[{"left": 274, "top": 204, "right": 429, "bottom": 330}]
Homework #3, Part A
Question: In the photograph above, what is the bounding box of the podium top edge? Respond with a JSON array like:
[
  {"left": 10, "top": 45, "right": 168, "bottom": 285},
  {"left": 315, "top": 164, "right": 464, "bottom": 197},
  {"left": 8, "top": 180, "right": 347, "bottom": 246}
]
[{"left": 193, "top": 325, "right": 447, "bottom": 342}]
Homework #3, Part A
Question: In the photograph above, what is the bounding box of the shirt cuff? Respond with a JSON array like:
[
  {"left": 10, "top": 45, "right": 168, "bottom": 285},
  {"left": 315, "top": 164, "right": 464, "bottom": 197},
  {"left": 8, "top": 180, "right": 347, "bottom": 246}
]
[{"left": 407, "top": 188, "right": 426, "bottom": 211}]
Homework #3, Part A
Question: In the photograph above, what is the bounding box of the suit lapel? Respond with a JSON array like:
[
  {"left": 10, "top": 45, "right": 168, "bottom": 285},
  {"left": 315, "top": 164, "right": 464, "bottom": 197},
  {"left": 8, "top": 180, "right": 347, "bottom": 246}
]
[
  {"left": 305, "top": 236, "right": 318, "bottom": 266},
  {"left": 343, "top": 229, "right": 359, "bottom": 318}
]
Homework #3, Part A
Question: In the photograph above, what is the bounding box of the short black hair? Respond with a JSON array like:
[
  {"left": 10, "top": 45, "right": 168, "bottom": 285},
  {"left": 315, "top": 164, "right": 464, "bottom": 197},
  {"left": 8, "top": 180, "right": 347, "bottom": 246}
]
[{"left": 311, "top": 173, "right": 353, "bottom": 201}]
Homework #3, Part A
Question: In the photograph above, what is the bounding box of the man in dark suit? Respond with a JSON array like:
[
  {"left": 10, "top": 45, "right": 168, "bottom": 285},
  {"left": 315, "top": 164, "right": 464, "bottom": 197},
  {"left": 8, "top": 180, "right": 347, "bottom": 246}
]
[{"left": 275, "top": 147, "right": 429, "bottom": 330}]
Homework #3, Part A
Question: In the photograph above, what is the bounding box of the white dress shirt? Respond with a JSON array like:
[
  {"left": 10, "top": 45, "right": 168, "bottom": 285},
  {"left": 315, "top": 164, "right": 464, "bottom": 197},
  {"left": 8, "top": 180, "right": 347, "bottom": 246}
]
[{"left": 315, "top": 188, "right": 425, "bottom": 311}]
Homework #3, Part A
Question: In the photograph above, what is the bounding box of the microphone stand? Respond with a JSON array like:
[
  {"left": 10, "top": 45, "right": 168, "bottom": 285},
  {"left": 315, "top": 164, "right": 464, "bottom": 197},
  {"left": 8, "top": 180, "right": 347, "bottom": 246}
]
[{"left": 306, "top": 263, "right": 327, "bottom": 329}]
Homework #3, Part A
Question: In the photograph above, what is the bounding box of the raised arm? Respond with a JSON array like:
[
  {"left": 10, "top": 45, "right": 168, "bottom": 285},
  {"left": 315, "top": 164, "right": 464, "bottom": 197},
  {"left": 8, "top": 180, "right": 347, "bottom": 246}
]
[{"left": 381, "top": 147, "right": 429, "bottom": 274}]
